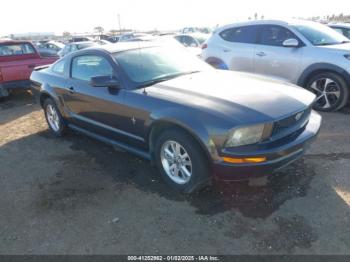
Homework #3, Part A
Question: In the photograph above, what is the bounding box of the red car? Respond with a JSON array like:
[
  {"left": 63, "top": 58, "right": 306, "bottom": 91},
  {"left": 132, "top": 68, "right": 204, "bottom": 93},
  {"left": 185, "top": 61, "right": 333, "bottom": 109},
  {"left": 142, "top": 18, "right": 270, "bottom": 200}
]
[{"left": 0, "top": 40, "right": 58, "bottom": 97}]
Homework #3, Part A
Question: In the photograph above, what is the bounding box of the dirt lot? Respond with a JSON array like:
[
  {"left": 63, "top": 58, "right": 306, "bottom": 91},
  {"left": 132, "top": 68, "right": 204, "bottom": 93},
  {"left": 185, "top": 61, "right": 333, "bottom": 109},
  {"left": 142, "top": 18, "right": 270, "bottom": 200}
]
[{"left": 1, "top": 90, "right": 350, "bottom": 255}]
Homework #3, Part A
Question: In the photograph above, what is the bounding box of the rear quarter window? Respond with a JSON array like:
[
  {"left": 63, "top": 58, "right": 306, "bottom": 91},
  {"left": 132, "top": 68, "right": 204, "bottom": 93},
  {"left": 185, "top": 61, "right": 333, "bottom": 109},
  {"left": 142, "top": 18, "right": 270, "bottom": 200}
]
[
  {"left": 51, "top": 60, "right": 65, "bottom": 75},
  {"left": 0, "top": 43, "right": 35, "bottom": 56},
  {"left": 219, "top": 26, "right": 257, "bottom": 44}
]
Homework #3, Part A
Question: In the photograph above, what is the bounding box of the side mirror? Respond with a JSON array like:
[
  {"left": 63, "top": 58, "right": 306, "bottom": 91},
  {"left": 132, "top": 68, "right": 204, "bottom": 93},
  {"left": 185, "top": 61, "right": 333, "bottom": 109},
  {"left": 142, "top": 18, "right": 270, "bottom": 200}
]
[
  {"left": 90, "top": 76, "right": 120, "bottom": 88},
  {"left": 283, "top": 38, "right": 300, "bottom": 48}
]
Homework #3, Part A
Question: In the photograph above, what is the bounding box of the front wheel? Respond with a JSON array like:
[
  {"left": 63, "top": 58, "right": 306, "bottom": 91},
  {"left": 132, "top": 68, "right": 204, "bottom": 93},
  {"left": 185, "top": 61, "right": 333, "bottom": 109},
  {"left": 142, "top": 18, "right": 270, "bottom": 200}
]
[
  {"left": 154, "top": 128, "right": 211, "bottom": 194},
  {"left": 306, "top": 72, "right": 349, "bottom": 112}
]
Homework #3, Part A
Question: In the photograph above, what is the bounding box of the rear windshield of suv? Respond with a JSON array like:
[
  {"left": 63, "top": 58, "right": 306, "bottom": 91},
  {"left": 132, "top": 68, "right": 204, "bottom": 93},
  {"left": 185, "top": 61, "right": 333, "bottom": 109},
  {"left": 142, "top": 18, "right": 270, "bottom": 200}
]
[{"left": 0, "top": 43, "right": 35, "bottom": 56}]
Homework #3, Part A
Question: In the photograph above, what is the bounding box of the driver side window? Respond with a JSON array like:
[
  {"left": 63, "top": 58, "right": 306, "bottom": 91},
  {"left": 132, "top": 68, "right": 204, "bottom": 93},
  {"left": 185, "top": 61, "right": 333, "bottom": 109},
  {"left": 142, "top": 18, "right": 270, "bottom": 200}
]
[
  {"left": 259, "top": 25, "right": 297, "bottom": 46},
  {"left": 71, "top": 55, "right": 114, "bottom": 81}
]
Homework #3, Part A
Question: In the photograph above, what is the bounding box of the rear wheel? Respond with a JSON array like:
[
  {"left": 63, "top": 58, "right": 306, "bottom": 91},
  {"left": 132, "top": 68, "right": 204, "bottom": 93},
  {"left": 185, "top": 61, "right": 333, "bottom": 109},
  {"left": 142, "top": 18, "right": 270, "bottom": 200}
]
[
  {"left": 43, "top": 98, "right": 67, "bottom": 136},
  {"left": 306, "top": 72, "right": 349, "bottom": 112},
  {"left": 207, "top": 59, "right": 228, "bottom": 70},
  {"left": 154, "top": 128, "right": 211, "bottom": 194}
]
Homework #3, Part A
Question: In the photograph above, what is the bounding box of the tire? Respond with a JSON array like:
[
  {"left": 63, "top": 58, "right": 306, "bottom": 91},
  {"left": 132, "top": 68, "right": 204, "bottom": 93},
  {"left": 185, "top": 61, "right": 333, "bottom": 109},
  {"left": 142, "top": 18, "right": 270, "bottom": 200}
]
[
  {"left": 207, "top": 59, "right": 228, "bottom": 70},
  {"left": 43, "top": 98, "right": 67, "bottom": 136},
  {"left": 154, "top": 128, "right": 211, "bottom": 194},
  {"left": 306, "top": 72, "right": 349, "bottom": 112}
]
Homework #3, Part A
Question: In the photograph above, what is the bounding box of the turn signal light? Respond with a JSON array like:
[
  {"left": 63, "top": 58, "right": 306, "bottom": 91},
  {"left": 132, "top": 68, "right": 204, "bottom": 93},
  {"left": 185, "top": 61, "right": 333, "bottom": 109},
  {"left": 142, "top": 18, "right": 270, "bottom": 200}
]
[{"left": 223, "top": 157, "right": 267, "bottom": 164}]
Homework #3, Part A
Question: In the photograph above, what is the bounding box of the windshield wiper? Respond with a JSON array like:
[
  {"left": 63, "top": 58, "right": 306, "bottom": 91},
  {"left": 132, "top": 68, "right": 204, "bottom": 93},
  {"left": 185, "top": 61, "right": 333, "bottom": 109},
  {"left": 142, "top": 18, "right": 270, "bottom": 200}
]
[
  {"left": 137, "top": 71, "right": 201, "bottom": 89},
  {"left": 316, "top": 42, "right": 337, "bottom": 46}
]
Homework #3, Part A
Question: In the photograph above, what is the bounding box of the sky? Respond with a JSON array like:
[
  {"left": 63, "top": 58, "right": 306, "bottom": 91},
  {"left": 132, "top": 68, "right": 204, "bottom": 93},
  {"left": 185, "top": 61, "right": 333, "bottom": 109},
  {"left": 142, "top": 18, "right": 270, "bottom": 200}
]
[{"left": 1, "top": 0, "right": 349, "bottom": 36}]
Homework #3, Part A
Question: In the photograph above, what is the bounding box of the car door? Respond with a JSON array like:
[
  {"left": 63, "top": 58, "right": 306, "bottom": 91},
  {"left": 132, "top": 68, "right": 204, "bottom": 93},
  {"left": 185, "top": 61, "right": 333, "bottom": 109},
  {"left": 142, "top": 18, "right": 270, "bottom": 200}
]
[
  {"left": 63, "top": 54, "right": 139, "bottom": 145},
  {"left": 217, "top": 25, "right": 257, "bottom": 72},
  {"left": 254, "top": 25, "right": 304, "bottom": 83}
]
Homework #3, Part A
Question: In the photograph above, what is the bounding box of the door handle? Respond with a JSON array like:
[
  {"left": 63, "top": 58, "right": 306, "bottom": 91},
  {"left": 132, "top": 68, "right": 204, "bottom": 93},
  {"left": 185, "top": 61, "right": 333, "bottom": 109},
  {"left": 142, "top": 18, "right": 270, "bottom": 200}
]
[
  {"left": 68, "top": 86, "right": 75, "bottom": 94},
  {"left": 256, "top": 51, "right": 266, "bottom": 57},
  {"left": 222, "top": 48, "right": 231, "bottom": 53}
]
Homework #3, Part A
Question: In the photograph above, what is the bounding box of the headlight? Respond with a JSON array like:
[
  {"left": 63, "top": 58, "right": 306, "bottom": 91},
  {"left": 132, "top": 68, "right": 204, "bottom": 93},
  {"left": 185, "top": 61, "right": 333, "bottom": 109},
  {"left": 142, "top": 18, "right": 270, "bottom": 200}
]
[
  {"left": 344, "top": 54, "right": 350, "bottom": 60},
  {"left": 225, "top": 123, "right": 272, "bottom": 147}
]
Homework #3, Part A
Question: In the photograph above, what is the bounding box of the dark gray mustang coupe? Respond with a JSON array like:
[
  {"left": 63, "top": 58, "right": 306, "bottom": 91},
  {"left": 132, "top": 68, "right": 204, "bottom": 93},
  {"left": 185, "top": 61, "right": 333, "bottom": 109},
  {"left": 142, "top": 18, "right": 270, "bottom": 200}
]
[{"left": 30, "top": 42, "right": 322, "bottom": 193}]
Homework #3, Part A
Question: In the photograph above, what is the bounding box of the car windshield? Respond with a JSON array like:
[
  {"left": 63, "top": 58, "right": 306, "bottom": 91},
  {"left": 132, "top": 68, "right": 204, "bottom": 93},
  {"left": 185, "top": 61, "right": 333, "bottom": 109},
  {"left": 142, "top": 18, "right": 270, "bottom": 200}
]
[
  {"left": 114, "top": 46, "right": 212, "bottom": 88},
  {"left": 292, "top": 22, "right": 349, "bottom": 46},
  {"left": 192, "top": 35, "right": 209, "bottom": 44}
]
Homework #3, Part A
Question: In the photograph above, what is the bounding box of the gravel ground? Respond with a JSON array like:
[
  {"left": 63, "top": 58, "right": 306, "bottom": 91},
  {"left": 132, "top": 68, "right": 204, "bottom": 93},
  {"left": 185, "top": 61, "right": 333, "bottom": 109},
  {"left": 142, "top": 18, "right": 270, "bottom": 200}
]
[{"left": 0, "top": 90, "right": 350, "bottom": 255}]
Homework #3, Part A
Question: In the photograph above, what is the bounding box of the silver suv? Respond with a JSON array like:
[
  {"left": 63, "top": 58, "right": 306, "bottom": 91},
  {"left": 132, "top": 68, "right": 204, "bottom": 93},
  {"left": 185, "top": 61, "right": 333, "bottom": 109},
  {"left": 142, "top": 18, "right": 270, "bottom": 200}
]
[{"left": 202, "top": 19, "right": 350, "bottom": 111}]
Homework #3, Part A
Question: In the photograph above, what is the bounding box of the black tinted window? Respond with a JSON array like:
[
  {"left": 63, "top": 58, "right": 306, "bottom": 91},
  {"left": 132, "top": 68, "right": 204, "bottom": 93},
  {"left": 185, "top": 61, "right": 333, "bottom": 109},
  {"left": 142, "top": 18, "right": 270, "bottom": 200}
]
[
  {"left": 52, "top": 60, "right": 65, "bottom": 75},
  {"left": 259, "top": 25, "right": 297, "bottom": 46},
  {"left": 71, "top": 55, "right": 113, "bottom": 81},
  {"left": 343, "top": 28, "right": 350, "bottom": 38},
  {"left": 219, "top": 26, "right": 257, "bottom": 43}
]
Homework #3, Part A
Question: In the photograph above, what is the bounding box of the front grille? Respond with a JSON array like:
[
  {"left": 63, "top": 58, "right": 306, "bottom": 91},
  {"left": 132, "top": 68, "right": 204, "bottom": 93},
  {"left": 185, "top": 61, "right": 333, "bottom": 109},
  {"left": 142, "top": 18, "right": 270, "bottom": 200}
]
[{"left": 272, "top": 107, "right": 311, "bottom": 137}]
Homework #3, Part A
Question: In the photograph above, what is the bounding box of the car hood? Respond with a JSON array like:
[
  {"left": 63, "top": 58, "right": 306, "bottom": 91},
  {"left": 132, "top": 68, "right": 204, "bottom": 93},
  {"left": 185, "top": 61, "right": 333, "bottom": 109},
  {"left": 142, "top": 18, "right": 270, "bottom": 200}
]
[
  {"left": 146, "top": 70, "right": 315, "bottom": 124},
  {"left": 319, "top": 42, "right": 350, "bottom": 51}
]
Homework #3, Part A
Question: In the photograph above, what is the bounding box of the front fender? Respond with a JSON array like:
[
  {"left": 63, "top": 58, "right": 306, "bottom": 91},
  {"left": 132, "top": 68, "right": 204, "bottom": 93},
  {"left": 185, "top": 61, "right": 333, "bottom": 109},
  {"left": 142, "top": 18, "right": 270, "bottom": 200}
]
[{"left": 146, "top": 107, "right": 221, "bottom": 162}]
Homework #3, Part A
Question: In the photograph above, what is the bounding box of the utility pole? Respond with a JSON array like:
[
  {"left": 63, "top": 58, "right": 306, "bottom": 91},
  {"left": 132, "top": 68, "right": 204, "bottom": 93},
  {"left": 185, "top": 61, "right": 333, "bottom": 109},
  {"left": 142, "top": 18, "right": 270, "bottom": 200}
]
[{"left": 118, "top": 14, "right": 121, "bottom": 34}]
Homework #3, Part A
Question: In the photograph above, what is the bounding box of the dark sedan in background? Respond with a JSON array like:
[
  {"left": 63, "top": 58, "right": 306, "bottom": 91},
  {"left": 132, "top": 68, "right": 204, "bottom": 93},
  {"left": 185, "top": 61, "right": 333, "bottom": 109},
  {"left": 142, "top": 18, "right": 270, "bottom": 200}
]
[
  {"left": 30, "top": 43, "right": 322, "bottom": 193},
  {"left": 329, "top": 23, "right": 350, "bottom": 39},
  {"left": 57, "top": 41, "right": 97, "bottom": 57}
]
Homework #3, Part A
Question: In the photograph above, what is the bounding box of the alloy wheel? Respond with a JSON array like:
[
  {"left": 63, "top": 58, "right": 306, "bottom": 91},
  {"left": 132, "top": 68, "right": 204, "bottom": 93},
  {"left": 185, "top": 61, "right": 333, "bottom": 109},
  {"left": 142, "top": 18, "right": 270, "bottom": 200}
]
[
  {"left": 46, "top": 104, "right": 60, "bottom": 132},
  {"left": 160, "top": 140, "right": 192, "bottom": 185},
  {"left": 309, "top": 78, "right": 341, "bottom": 110}
]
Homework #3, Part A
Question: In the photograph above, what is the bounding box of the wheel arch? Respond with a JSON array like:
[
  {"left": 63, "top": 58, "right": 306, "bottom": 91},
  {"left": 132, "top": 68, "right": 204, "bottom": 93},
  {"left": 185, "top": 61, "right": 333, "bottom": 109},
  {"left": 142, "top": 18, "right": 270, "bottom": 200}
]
[
  {"left": 297, "top": 63, "right": 350, "bottom": 87},
  {"left": 39, "top": 88, "right": 67, "bottom": 118},
  {"left": 39, "top": 91, "right": 52, "bottom": 108},
  {"left": 147, "top": 119, "right": 214, "bottom": 166}
]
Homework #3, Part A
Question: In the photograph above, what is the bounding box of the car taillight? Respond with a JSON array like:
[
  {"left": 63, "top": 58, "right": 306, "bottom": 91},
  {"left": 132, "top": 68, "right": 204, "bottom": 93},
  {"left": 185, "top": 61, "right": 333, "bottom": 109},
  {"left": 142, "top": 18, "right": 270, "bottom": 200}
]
[{"left": 201, "top": 43, "right": 208, "bottom": 49}]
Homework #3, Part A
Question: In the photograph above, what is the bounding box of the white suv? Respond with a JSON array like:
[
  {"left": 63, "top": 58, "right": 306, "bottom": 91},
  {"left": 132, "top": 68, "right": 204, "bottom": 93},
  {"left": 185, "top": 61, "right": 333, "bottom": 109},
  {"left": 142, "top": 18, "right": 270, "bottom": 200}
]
[{"left": 202, "top": 19, "right": 350, "bottom": 111}]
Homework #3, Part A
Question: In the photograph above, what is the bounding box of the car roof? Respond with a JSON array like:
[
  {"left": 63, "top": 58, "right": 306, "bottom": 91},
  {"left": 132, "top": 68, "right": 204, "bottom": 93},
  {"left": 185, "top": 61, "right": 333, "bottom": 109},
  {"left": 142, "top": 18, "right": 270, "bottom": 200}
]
[
  {"left": 68, "top": 41, "right": 95, "bottom": 45},
  {"left": 217, "top": 19, "right": 320, "bottom": 31},
  {"left": 0, "top": 40, "right": 32, "bottom": 45},
  {"left": 86, "top": 42, "right": 162, "bottom": 54}
]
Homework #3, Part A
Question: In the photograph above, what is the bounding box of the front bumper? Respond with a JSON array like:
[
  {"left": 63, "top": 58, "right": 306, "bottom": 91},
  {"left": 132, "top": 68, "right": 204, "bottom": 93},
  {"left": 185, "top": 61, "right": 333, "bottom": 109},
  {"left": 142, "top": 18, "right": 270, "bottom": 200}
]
[
  {"left": 0, "top": 80, "right": 32, "bottom": 89},
  {"left": 213, "top": 111, "right": 322, "bottom": 180}
]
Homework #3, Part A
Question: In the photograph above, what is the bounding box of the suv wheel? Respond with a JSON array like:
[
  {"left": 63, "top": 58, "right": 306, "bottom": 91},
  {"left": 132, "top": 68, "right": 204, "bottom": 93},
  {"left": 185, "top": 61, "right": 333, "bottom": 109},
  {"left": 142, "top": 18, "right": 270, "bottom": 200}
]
[
  {"left": 154, "top": 128, "right": 211, "bottom": 194},
  {"left": 43, "top": 98, "right": 66, "bottom": 136},
  {"left": 306, "top": 72, "right": 349, "bottom": 112}
]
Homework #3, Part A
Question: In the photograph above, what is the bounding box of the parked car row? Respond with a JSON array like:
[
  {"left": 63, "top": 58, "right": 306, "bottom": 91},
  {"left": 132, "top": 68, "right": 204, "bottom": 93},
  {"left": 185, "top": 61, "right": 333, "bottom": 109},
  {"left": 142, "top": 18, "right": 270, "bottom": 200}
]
[
  {"left": 202, "top": 19, "right": 350, "bottom": 112},
  {"left": 0, "top": 32, "right": 208, "bottom": 98}
]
